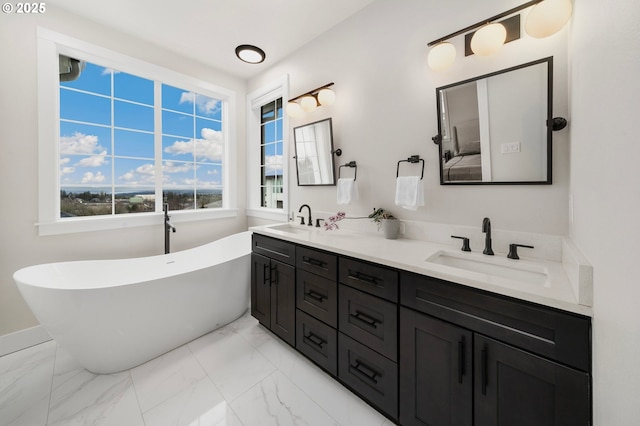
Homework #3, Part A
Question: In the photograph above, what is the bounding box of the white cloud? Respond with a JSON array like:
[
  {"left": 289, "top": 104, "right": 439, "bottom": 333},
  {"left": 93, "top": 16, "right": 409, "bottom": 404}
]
[
  {"left": 117, "top": 163, "right": 156, "bottom": 185},
  {"left": 120, "top": 171, "right": 136, "bottom": 181},
  {"left": 136, "top": 163, "right": 156, "bottom": 175},
  {"left": 60, "top": 132, "right": 105, "bottom": 155},
  {"left": 61, "top": 166, "right": 75, "bottom": 175},
  {"left": 179, "top": 92, "right": 221, "bottom": 116},
  {"left": 81, "top": 171, "right": 105, "bottom": 184},
  {"left": 265, "top": 154, "right": 283, "bottom": 174},
  {"left": 164, "top": 128, "right": 223, "bottom": 162},
  {"left": 163, "top": 161, "right": 194, "bottom": 174},
  {"left": 75, "top": 150, "right": 107, "bottom": 167}
]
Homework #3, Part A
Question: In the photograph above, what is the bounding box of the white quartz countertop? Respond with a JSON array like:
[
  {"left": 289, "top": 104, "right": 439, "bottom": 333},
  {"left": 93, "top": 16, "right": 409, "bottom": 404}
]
[{"left": 250, "top": 223, "right": 593, "bottom": 317}]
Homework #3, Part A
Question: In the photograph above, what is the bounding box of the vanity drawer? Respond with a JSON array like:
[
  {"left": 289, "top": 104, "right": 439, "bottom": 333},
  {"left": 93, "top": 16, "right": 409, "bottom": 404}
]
[
  {"left": 296, "top": 269, "right": 337, "bottom": 328},
  {"left": 339, "top": 257, "right": 398, "bottom": 302},
  {"left": 400, "top": 271, "right": 591, "bottom": 372},
  {"left": 338, "top": 333, "right": 398, "bottom": 420},
  {"left": 296, "top": 246, "right": 337, "bottom": 280},
  {"left": 252, "top": 234, "right": 296, "bottom": 266},
  {"left": 296, "top": 310, "right": 338, "bottom": 376},
  {"left": 339, "top": 284, "right": 398, "bottom": 362}
]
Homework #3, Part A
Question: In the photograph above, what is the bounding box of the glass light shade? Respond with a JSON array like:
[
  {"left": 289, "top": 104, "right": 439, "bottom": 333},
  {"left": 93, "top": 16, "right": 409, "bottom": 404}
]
[
  {"left": 427, "top": 42, "right": 456, "bottom": 71},
  {"left": 286, "top": 101, "right": 303, "bottom": 118},
  {"left": 300, "top": 95, "right": 318, "bottom": 113},
  {"left": 525, "top": 0, "right": 573, "bottom": 38},
  {"left": 235, "top": 45, "right": 266, "bottom": 64},
  {"left": 470, "top": 23, "right": 507, "bottom": 56},
  {"left": 317, "top": 88, "right": 335, "bottom": 106}
]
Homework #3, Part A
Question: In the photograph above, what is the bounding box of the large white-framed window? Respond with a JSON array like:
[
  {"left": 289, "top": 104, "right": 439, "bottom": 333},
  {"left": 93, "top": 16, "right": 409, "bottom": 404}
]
[
  {"left": 246, "top": 76, "right": 289, "bottom": 221},
  {"left": 37, "top": 28, "right": 237, "bottom": 235}
]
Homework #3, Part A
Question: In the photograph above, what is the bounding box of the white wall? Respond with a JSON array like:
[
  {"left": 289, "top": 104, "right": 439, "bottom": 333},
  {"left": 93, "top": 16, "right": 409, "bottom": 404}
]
[
  {"left": 249, "top": 0, "right": 570, "bottom": 235},
  {"left": 569, "top": 0, "right": 640, "bottom": 423},
  {"left": 0, "top": 6, "right": 248, "bottom": 337}
]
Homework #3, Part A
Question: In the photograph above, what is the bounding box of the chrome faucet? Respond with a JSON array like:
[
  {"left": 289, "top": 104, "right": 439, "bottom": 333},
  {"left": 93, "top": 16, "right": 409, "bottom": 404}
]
[
  {"left": 164, "top": 203, "right": 176, "bottom": 254},
  {"left": 482, "top": 217, "right": 494, "bottom": 255},
  {"left": 298, "top": 204, "right": 313, "bottom": 226}
]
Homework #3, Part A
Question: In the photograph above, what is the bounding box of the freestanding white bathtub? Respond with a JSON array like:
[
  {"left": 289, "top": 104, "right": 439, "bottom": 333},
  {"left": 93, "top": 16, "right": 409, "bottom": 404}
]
[{"left": 14, "top": 231, "right": 251, "bottom": 374}]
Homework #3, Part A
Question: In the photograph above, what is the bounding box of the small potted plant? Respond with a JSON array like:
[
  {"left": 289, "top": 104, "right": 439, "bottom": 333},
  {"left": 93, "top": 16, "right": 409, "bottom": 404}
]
[{"left": 369, "top": 207, "right": 400, "bottom": 239}]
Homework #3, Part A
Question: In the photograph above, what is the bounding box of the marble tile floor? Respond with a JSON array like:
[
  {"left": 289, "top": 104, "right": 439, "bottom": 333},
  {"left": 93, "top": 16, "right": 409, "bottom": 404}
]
[{"left": 0, "top": 311, "right": 393, "bottom": 426}]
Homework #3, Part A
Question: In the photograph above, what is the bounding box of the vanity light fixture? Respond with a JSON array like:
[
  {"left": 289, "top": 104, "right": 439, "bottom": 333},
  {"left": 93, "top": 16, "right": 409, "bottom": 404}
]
[
  {"left": 426, "top": 0, "right": 573, "bottom": 71},
  {"left": 235, "top": 44, "right": 266, "bottom": 64},
  {"left": 286, "top": 82, "right": 335, "bottom": 117}
]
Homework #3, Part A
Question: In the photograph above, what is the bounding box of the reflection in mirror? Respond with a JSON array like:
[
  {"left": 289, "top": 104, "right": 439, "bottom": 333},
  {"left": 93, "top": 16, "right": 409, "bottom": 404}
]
[
  {"left": 436, "top": 57, "right": 552, "bottom": 184},
  {"left": 293, "top": 118, "right": 336, "bottom": 186}
]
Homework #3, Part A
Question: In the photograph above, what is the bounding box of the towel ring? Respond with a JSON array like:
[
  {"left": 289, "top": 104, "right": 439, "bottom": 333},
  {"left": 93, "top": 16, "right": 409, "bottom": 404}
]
[
  {"left": 396, "top": 155, "right": 425, "bottom": 180},
  {"left": 339, "top": 161, "right": 357, "bottom": 181}
]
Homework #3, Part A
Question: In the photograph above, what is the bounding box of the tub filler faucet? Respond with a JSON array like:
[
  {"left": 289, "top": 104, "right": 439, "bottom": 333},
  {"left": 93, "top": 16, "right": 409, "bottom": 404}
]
[{"left": 164, "top": 203, "right": 176, "bottom": 254}]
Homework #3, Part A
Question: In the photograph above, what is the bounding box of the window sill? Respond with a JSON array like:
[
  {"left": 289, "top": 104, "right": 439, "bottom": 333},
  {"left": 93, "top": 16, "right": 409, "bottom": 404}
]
[{"left": 37, "top": 208, "right": 238, "bottom": 236}]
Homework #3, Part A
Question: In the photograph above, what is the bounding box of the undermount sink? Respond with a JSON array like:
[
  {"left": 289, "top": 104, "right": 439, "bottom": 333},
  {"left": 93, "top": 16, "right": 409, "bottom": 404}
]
[
  {"left": 426, "top": 250, "right": 550, "bottom": 287},
  {"left": 269, "top": 223, "right": 312, "bottom": 235}
]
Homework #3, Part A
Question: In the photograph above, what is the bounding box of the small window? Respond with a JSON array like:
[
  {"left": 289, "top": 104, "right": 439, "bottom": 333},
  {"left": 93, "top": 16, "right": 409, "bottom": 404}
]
[{"left": 260, "top": 98, "right": 283, "bottom": 208}]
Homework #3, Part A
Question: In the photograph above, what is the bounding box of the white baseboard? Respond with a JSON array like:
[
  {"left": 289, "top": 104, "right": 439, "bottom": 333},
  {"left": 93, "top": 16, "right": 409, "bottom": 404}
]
[{"left": 0, "top": 325, "right": 52, "bottom": 357}]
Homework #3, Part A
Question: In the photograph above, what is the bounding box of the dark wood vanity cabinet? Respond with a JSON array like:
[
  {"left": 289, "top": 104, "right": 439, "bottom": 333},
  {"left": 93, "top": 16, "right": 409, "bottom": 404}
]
[
  {"left": 294, "top": 246, "right": 339, "bottom": 376},
  {"left": 251, "top": 233, "right": 592, "bottom": 425},
  {"left": 338, "top": 257, "right": 399, "bottom": 421},
  {"left": 399, "top": 271, "right": 591, "bottom": 426},
  {"left": 251, "top": 235, "right": 296, "bottom": 346}
]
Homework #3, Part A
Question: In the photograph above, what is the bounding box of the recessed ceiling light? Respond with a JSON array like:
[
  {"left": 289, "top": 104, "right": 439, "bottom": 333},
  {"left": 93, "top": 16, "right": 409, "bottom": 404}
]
[{"left": 235, "top": 45, "right": 266, "bottom": 64}]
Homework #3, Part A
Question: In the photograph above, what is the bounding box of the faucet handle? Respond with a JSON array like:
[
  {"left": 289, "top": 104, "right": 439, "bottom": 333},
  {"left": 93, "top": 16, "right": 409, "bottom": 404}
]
[
  {"left": 297, "top": 215, "right": 305, "bottom": 225},
  {"left": 451, "top": 235, "right": 471, "bottom": 252},
  {"left": 507, "top": 243, "right": 534, "bottom": 260},
  {"left": 315, "top": 218, "right": 324, "bottom": 228}
]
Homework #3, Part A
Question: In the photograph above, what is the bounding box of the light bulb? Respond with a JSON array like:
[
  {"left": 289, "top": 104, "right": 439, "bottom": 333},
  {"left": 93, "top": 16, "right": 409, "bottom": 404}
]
[
  {"left": 525, "top": 0, "right": 573, "bottom": 38},
  {"left": 428, "top": 42, "right": 456, "bottom": 71},
  {"left": 470, "top": 23, "right": 507, "bottom": 56},
  {"left": 300, "top": 95, "right": 318, "bottom": 113},
  {"left": 286, "top": 102, "right": 303, "bottom": 118},
  {"left": 317, "top": 88, "right": 335, "bottom": 106}
]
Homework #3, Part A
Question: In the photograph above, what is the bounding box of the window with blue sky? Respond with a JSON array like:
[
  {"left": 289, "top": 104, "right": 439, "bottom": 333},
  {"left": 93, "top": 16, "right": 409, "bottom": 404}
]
[
  {"left": 260, "top": 99, "right": 283, "bottom": 208},
  {"left": 59, "top": 59, "right": 224, "bottom": 217}
]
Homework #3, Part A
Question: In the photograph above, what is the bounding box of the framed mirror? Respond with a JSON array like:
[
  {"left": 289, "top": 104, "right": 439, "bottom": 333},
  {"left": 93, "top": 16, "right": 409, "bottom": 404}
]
[
  {"left": 293, "top": 118, "right": 337, "bottom": 186},
  {"left": 435, "top": 57, "right": 553, "bottom": 185}
]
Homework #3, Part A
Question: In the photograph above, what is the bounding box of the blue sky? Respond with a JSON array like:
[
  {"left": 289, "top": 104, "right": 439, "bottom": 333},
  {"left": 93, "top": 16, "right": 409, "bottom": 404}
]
[{"left": 59, "top": 61, "right": 224, "bottom": 190}]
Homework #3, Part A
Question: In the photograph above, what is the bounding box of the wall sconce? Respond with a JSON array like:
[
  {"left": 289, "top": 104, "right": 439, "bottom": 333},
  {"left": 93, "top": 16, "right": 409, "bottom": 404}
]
[
  {"left": 286, "top": 82, "right": 335, "bottom": 117},
  {"left": 427, "top": 0, "right": 573, "bottom": 71}
]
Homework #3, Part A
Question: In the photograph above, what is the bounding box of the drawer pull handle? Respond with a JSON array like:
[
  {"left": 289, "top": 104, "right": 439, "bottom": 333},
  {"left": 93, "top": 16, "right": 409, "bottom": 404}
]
[
  {"left": 349, "top": 360, "right": 379, "bottom": 385},
  {"left": 303, "top": 332, "right": 326, "bottom": 349},
  {"left": 303, "top": 256, "right": 326, "bottom": 268},
  {"left": 458, "top": 338, "right": 465, "bottom": 384},
  {"left": 349, "top": 271, "right": 379, "bottom": 286},
  {"left": 305, "top": 290, "right": 326, "bottom": 302},
  {"left": 350, "top": 310, "right": 379, "bottom": 329},
  {"left": 481, "top": 346, "right": 488, "bottom": 395},
  {"left": 263, "top": 264, "right": 270, "bottom": 285}
]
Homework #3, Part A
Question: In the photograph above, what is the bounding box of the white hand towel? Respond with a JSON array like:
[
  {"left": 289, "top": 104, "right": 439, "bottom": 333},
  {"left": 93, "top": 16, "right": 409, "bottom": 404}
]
[
  {"left": 395, "top": 176, "right": 424, "bottom": 210},
  {"left": 337, "top": 178, "right": 359, "bottom": 205}
]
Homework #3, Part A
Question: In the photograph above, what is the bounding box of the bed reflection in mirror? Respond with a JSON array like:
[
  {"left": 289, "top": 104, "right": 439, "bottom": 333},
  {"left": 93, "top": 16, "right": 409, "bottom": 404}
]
[
  {"left": 436, "top": 57, "right": 552, "bottom": 185},
  {"left": 293, "top": 118, "right": 337, "bottom": 186}
]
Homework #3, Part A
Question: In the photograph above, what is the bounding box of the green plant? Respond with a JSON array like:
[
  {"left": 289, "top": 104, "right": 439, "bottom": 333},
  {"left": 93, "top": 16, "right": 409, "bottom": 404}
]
[{"left": 368, "top": 207, "right": 394, "bottom": 230}]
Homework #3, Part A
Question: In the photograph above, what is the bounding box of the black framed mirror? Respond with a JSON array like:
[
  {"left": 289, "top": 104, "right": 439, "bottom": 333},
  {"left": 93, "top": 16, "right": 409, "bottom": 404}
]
[
  {"left": 435, "top": 57, "right": 553, "bottom": 185},
  {"left": 293, "top": 118, "right": 337, "bottom": 186}
]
